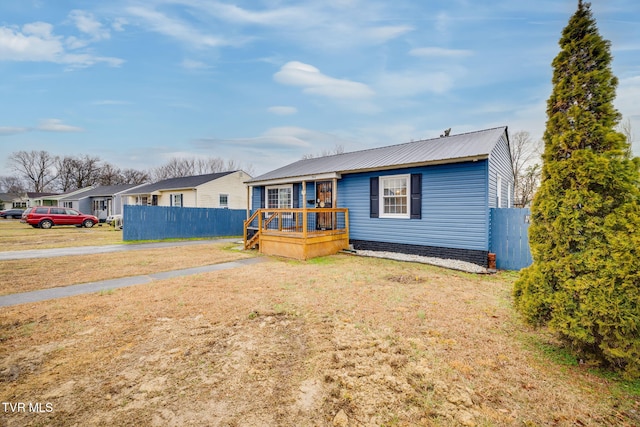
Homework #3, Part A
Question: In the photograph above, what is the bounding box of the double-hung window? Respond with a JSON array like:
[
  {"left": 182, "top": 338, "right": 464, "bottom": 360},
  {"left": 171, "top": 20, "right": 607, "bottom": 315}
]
[
  {"left": 266, "top": 185, "right": 292, "bottom": 209},
  {"left": 219, "top": 194, "right": 229, "bottom": 209},
  {"left": 380, "top": 174, "right": 410, "bottom": 218},
  {"left": 171, "top": 193, "right": 183, "bottom": 207}
]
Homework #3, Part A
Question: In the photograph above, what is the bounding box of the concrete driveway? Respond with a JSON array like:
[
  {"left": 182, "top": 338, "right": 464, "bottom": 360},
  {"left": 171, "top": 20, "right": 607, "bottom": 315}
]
[
  {"left": 0, "top": 239, "right": 240, "bottom": 261},
  {"left": 0, "top": 238, "right": 266, "bottom": 307}
]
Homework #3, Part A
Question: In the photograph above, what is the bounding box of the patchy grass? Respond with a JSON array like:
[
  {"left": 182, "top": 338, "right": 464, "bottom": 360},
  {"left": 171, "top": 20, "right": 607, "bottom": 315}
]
[
  {"left": 1, "top": 252, "right": 638, "bottom": 426},
  {"left": 0, "top": 220, "right": 123, "bottom": 251},
  {"left": 0, "top": 242, "right": 252, "bottom": 296}
]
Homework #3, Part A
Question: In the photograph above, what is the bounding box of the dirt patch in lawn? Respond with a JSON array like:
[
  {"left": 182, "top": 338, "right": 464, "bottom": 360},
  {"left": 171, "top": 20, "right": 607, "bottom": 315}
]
[{"left": 1, "top": 254, "right": 638, "bottom": 426}]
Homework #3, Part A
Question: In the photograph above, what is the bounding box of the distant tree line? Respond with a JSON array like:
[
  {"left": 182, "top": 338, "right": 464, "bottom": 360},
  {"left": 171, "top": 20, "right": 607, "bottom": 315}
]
[{"left": 1, "top": 150, "right": 254, "bottom": 193}]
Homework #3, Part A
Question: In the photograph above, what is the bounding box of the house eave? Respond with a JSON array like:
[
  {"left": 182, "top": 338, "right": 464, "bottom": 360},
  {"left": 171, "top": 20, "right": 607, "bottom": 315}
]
[
  {"left": 342, "top": 155, "right": 489, "bottom": 175},
  {"left": 245, "top": 155, "right": 488, "bottom": 186},
  {"left": 245, "top": 172, "right": 342, "bottom": 187}
]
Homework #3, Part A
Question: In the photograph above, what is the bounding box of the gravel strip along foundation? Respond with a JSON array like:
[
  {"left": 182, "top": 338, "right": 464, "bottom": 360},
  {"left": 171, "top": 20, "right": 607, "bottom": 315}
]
[{"left": 354, "top": 250, "right": 490, "bottom": 274}]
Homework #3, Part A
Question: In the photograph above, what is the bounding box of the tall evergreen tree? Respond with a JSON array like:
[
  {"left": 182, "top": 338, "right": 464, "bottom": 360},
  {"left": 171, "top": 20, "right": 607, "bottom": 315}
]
[{"left": 513, "top": 1, "right": 640, "bottom": 378}]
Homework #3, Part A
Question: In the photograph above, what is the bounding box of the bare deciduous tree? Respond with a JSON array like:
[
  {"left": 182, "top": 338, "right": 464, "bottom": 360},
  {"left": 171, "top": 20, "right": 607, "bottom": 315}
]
[
  {"left": 618, "top": 118, "right": 634, "bottom": 157},
  {"left": 97, "top": 163, "right": 124, "bottom": 186},
  {"left": 301, "top": 144, "right": 345, "bottom": 160},
  {"left": 510, "top": 131, "right": 542, "bottom": 207},
  {"left": 152, "top": 156, "right": 253, "bottom": 181},
  {"left": 120, "top": 168, "right": 150, "bottom": 185},
  {"left": 54, "top": 155, "right": 103, "bottom": 191},
  {"left": 55, "top": 156, "right": 77, "bottom": 192},
  {"left": 0, "top": 176, "right": 27, "bottom": 193},
  {"left": 8, "top": 150, "right": 58, "bottom": 192}
]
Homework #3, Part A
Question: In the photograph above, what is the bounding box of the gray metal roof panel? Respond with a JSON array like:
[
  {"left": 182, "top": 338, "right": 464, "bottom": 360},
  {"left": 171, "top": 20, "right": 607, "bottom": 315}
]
[
  {"left": 121, "top": 171, "right": 236, "bottom": 195},
  {"left": 248, "top": 126, "right": 507, "bottom": 183},
  {"left": 60, "top": 184, "right": 142, "bottom": 200}
]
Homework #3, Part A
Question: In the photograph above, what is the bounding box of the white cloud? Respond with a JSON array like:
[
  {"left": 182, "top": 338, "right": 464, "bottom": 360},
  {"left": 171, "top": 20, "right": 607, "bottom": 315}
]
[
  {"left": 126, "top": 6, "right": 240, "bottom": 48},
  {"left": 202, "top": 2, "right": 308, "bottom": 26},
  {"left": 111, "top": 18, "right": 128, "bottom": 32},
  {"left": 0, "top": 21, "right": 123, "bottom": 67},
  {"left": 0, "top": 126, "right": 29, "bottom": 136},
  {"left": 364, "top": 25, "right": 414, "bottom": 44},
  {"left": 274, "top": 61, "right": 374, "bottom": 99},
  {"left": 434, "top": 12, "right": 451, "bottom": 36},
  {"left": 267, "top": 106, "right": 298, "bottom": 115},
  {"left": 69, "top": 10, "right": 110, "bottom": 41},
  {"left": 0, "top": 23, "right": 63, "bottom": 62},
  {"left": 194, "top": 126, "right": 348, "bottom": 150},
  {"left": 376, "top": 69, "right": 455, "bottom": 97},
  {"left": 36, "top": 119, "right": 83, "bottom": 133},
  {"left": 175, "top": 1, "right": 412, "bottom": 50},
  {"left": 181, "top": 59, "right": 211, "bottom": 69},
  {"left": 409, "top": 47, "right": 473, "bottom": 58}
]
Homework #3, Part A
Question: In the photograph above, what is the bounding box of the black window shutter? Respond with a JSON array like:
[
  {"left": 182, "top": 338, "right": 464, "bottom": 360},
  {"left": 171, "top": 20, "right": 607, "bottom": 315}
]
[
  {"left": 293, "top": 184, "right": 300, "bottom": 208},
  {"left": 259, "top": 187, "right": 265, "bottom": 208},
  {"left": 370, "top": 177, "right": 379, "bottom": 218},
  {"left": 410, "top": 174, "right": 422, "bottom": 219}
]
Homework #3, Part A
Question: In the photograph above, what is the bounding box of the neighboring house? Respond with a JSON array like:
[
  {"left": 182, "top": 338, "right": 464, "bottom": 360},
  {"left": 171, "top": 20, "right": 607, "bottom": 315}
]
[
  {"left": 121, "top": 171, "right": 250, "bottom": 210},
  {"left": 21, "top": 192, "right": 60, "bottom": 207},
  {"left": 59, "top": 184, "right": 145, "bottom": 222},
  {"left": 244, "top": 126, "right": 514, "bottom": 266},
  {"left": 0, "top": 193, "right": 19, "bottom": 210}
]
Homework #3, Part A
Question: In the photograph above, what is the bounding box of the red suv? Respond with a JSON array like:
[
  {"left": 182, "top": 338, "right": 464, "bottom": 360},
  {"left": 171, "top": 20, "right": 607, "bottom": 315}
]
[{"left": 22, "top": 206, "right": 99, "bottom": 229}]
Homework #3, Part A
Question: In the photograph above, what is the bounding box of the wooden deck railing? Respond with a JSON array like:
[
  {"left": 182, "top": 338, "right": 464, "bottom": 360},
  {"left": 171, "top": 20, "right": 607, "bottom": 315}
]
[{"left": 243, "top": 208, "right": 349, "bottom": 249}]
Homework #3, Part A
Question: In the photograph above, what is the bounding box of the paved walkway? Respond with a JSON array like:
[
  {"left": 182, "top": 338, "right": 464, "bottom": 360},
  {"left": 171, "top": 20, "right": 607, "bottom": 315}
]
[
  {"left": 0, "top": 239, "right": 239, "bottom": 261},
  {"left": 0, "top": 257, "right": 267, "bottom": 307}
]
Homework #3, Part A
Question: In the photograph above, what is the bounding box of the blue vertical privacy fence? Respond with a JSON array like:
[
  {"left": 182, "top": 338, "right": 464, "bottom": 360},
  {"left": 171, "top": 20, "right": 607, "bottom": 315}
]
[
  {"left": 490, "top": 208, "right": 533, "bottom": 270},
  {"left": 123, "top": 205, "right": 246, "bottom": 241}
]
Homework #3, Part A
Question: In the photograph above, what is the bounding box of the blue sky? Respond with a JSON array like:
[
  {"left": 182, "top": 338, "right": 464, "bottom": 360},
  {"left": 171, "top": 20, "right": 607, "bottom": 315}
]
[{"left": 1, "top": 0, "right": 639, "bottom": 179}]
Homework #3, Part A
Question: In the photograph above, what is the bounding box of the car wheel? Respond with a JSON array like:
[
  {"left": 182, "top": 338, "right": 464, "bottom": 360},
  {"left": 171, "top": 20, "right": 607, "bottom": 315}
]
[
  {"left": 83, "top": 219, "right": 95, "bottom": 228},
  {"left": 39, "top": 219, "right": 53, "bottom": 229}
]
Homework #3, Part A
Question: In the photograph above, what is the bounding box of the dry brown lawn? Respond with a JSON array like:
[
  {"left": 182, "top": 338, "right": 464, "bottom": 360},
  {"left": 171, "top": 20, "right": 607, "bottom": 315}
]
[
  {"left": 0, "top": 243, "right": 251, "bottom": 296},
  {"left": 0, "top": 220, "right": 123, "bottom": 251},
  {"left": 1, "top": 243, "right": 639, "bottom": 426}
]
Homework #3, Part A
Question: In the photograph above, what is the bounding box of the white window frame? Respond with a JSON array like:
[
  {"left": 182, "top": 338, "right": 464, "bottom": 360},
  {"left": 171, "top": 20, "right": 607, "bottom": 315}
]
[
  {"left": 171, "top": 193, "right": 183, "bottom": 207},
  {"left": 379, "top": 174, "right": 410, "bottom": 219},
  {"left": 507, "top": 183, "right": 512, "bottom": 208},
  {"left": 266, "top": 185, "right": 293, "bottom": 209},
  {"left": 497, "top": 175, "right": 503, "bottom": 208},
  {"left": 219, "top": 193, "right": 229, "bottom": 209}
]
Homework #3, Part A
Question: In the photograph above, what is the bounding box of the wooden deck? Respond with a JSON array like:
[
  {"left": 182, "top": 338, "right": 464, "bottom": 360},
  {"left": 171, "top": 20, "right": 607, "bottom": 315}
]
[{"left": 243, "top": 208, "right": 349, "bottom": 260}]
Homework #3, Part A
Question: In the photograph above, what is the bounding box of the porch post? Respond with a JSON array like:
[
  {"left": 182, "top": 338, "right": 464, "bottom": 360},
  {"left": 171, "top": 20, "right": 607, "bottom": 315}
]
[
  {"left": 246, "top": 185, "right": 251, "bottom": 219},
  {"left": 302, "top": 181, "right": 307, "bottom": 239},
  {"left": 332, "top": 178, "right": 338, "bottom": 207},
  {"left": 332, "top": 177, "right": 338, "bottom": 228}
]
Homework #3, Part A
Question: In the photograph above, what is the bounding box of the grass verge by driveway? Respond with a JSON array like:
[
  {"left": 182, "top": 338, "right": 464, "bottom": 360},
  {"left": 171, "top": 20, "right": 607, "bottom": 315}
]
[
  {"left": 0, "top": 242, "right": 251, "bottom": 296},
  {"left": 1, "top": 253, "right": 638, "bottom": 426}
]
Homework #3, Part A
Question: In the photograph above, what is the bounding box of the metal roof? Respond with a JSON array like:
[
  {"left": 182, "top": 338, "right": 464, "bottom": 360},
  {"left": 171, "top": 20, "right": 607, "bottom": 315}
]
[
  {"left": 247, "top": 126, "right": 508, "bottom": 184},
  {"left": 121, "top": 171, "right": 236, "bottom": 195},
  {"left": 59, "top": 184, "right": 142, "bottom": 200}
]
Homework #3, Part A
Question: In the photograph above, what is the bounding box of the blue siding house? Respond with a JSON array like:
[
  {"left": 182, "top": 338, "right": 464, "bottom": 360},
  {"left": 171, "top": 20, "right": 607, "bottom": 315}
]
[{"left": 245, "top": 126, "right": 514, "bottom": 266}]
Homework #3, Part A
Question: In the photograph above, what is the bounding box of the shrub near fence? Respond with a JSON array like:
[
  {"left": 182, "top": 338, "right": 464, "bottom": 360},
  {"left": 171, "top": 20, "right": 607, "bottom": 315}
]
[{"left": 123, "top": 205, "right": 246, "bottom": 241}]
